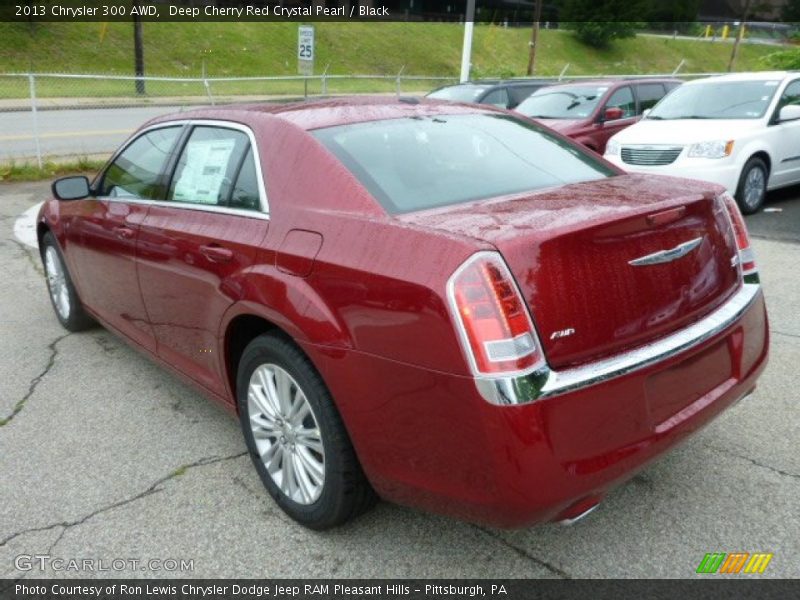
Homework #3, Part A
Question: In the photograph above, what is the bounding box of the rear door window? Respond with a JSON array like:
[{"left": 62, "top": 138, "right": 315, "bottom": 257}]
[
  {"left": 100, "top": 126, "right": 181, "bottom": 199},
  {"left": 636, "top": 83, "right": 667, "bottom": 113},
  {"left": 168, "top": 126, "right": 250, "bottom": 207},
  {"left": 228, "top": 148, "right": 261, "bottom": 211}
]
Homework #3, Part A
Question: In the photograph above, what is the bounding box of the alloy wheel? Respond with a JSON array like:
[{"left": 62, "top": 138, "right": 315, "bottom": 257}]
[
  {"left": 45, "top": 246, "right": 70, "bottom": 320},
  {"left": 247, "top": 364, "right": 325, "bottom": 504},
  {"left": 743, "top": 165, "right": 766, "bottom": 211}
]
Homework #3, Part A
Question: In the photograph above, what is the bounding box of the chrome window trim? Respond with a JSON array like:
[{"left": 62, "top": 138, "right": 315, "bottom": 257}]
[
  {"left": 475, "top": 283, "right": 762, "bottom": 406},
  {"left": 97, "top": 119, "right": 270, "bottom": 217},
  {"left": 99, "top": 196, "right": 270, "bottom": 221}
]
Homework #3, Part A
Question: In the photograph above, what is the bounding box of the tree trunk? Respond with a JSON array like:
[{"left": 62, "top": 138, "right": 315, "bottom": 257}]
[
  {"left": 526, "top": 0, "right": 544, "bottom": 76},
  {"left": 727, "top": 0, "right": 753, "bottom": 73}
]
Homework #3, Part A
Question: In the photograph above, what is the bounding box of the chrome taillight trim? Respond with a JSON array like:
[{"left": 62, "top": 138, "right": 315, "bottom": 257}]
[
  {"left": 446, "top": 251, "right": 547, "bottom": 378},
  {"left": 475, "top": 283, "right": 761, "bottom": 405}
]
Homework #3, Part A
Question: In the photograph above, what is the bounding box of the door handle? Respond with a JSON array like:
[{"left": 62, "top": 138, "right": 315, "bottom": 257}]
[
  {"left": 113, "top": 226, "right": 135, "bottom": 240},
  {"left": 199, "top": 244, "right": 233, "bottom": 263}
]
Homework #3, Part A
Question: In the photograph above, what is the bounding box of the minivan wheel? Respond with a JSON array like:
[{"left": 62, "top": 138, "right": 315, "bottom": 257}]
[
  {"left": 735, "top": 157, "right": 768, "bottom": 215},
  {"left": 41, "top": 232, "right": 94, "bottom": 332},
  {"left": 236, "top": 332, "right": 376, "bottom": 529}
]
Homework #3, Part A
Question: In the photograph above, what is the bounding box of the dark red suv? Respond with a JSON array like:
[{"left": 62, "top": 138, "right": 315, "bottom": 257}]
[{"left": 515, "top": 78, "right": 682, "bottom": 153}]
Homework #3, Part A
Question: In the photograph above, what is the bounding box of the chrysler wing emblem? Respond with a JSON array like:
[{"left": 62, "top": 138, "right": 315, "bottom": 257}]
[{"left": 628, "top": 237, "right": 703, "bottom": 267}]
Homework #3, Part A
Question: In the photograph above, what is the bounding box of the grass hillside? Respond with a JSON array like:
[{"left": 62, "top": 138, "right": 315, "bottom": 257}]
[{"left": 0, "top": 22, "right": 778, "bottom": 98}]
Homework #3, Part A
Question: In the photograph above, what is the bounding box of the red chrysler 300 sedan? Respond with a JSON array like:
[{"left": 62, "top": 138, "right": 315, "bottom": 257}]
[{"left": 38, "top": 98, "right": 768, "bottom": 529}]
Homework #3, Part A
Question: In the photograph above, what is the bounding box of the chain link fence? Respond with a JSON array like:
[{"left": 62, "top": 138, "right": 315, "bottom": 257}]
[
  {"left": 1, "top": 70, "right": 725, "bottom": 166},
  {"left": 0, "top": 72, "right": 459, "bottom": 165}
]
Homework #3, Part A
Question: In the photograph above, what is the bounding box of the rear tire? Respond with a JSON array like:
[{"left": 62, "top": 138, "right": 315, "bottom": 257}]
[
  {"left": 236, "top": 332, "right": 376, "bottom": 529},
  {"left": 735, "top": 157, "right": 768, "bottom": 215},
  {"left": 41, "top": 232, "right": 94, "bottom": 332}
]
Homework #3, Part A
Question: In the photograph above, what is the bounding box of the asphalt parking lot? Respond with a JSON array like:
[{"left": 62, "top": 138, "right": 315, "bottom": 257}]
[{"left": 0, "top": 180, "right": 798, "bottom": 579}]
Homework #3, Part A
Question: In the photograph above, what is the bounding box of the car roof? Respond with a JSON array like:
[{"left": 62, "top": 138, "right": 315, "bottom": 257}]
[
  {"left": 538, "top": 77, "right": 680, "bottom": 89},
  {"left": 684, "top": 71, "right": 794, "bottom": 85},
  {"left": 474, "top": 79, "right": 551, "bottom": 86},
  {"left": 149, "top": 96, "right": 496, "bottom": 132}
]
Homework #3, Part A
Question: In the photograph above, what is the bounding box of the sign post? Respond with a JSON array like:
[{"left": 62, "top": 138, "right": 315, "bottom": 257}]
[{"left": 298, "top": 25, "right": 315, "bottom": 76}]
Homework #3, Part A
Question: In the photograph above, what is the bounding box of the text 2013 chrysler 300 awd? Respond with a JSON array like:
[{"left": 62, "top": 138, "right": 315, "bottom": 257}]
[{"left": 38, "top": 98, "right": 768, "bottom": 529}]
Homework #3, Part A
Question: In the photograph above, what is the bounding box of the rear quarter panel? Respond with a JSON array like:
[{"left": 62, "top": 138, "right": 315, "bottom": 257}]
[{"left": 219, "top": 117, "right": 485, "bottom": 381}]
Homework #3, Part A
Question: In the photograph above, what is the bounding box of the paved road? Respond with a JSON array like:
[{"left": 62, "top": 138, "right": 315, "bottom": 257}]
[
  {"left": 0, "top": 182, "right": 798, "bottom": 578},
  {"left": 747, "top": 184, "right": 800, "bottom": 245},
  {"left": 0, "top": 106, "right": 182, "bottom": 161}
]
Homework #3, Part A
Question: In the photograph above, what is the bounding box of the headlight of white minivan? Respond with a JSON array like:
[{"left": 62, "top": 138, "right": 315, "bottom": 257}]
[
  {"left": 687, "top": 140, "right": 734, "bottom": 159},
  {"left": 605, "top": 139, "right": 620, "bottom": 156}
]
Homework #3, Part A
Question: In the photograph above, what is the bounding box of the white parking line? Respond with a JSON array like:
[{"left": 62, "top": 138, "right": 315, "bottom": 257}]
[{"left": 14, "top": 202, "right": 43, "bottom": 249}]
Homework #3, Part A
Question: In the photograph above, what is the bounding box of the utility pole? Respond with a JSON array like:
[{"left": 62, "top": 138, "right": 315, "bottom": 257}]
[
  {"left": 133, "top": 0, "right": 145, "bottom": 95},
  {"left": 526, "top": 0, "right": 543, "bottom": 76},
  {"left": 727, "top": 0, "right": 752, "bottom": 73},
  {"left": 459, "top": 0, "right": 476, "bottom": 83}
]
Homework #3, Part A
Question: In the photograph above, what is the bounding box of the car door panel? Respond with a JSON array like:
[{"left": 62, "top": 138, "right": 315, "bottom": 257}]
[
  {"left": 769, "top": 80, "right": 800, "bottom": 187},
  {"left": 60, "top": 125, "right": 183, "bottom": 351},
  {"left": 67, "top": 199, "right": 155, "bottom": 350},
  {"left": 137, "top": 207, "right": 269, "bottom": 395},
  {"left": 594, "top": 86, "right": 637, "bottom": 152},
  {"left": 135, "top": 124, "right": 269, "bottom": 397}
]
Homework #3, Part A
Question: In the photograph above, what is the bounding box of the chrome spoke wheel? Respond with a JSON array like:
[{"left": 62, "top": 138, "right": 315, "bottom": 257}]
[
  {"left": 248, "top": 364, "right": 325, "bottom": 505},
  {"left": 743, "top": 166, "right": 765, "bottom": 210},
  {"left": 44, "top": 246, "right": 70, "bottom": 320}
]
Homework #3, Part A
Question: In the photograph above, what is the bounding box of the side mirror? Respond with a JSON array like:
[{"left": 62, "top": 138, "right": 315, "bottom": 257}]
[
  {"left": 52, "top": 176, "right": 91, "bottom": 201},
  {"left": 642, "top": 108, "right": 651, "bottom": 118},
  {"left": 778, "top": 104, "right": 800, "bottom": 123},
  {"left": 603, "top": 107, "right": 624, "bottom": 121}
]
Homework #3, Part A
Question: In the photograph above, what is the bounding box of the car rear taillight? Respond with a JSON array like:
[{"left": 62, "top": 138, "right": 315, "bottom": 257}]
[
  {"left": 721, "top": 193, "right": 759, "bottom": 283},
  {"left": 447, "top": 251, "right": 546, "bottom": 376}
]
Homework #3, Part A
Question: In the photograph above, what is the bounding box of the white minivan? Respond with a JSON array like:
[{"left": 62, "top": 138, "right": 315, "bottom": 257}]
[{"left": 604, "top": 71, "right": 800, "bottom": 213}]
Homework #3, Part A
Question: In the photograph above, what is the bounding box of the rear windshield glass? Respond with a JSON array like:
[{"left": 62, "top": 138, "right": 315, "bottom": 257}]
[
  {"left": 427, "top": 85, "right": 489, "bottom": 103},
  {"left": 313, "top": 114, "right": 615, "bottom": 214},
  {"left": 515, "top": 85, "right": 609, "bottom": 118},
  {"left": 647, "top": 80, "right": 780, "bottom": 120}
]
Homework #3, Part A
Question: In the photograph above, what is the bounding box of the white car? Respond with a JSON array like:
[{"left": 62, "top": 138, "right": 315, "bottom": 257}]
[{"left": 604, "top": 71, "right": 800, "bottom": 213}]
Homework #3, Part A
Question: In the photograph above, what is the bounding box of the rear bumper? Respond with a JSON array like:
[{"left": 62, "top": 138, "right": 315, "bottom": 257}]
[
  {"left": 302, "top": 284, "right": 769, "bottom": 528},
  {"left": 477, "top": 283, "right": 761, "bottom": 405}
]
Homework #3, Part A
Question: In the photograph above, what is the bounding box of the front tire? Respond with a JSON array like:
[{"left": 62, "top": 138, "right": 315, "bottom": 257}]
[
  {"left": 735, "top": 157, "right": 768, "bottom": 215},
  {"left": 41, "top": 232, "right": 94, "bottom": 332},
  {"left": 237, "top": 332, "right": 376, "bottom": 529}
]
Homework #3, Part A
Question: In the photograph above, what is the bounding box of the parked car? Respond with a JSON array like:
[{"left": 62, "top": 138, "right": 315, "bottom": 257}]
[
  {"left": 515, "top": 78, "right": 682, "bottom": 153},
  {"left": 39, "top": 97, "right": 768, "bottom": 529},
  {"left": 604, "top": 71, "right": 800, "bottom": 214},
  {"left": 426, "top": 79, "right": 550, "bottom": 109}
]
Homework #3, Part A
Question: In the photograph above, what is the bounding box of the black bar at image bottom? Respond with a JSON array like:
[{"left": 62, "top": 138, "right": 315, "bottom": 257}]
[{"left": 2, "top": 580, "right": 798, "bottom": 600}]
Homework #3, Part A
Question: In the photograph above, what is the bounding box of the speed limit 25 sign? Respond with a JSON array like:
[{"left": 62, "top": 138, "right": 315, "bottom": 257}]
[{"left": 298, "top": 25, "right": 314, "bottom": 75}]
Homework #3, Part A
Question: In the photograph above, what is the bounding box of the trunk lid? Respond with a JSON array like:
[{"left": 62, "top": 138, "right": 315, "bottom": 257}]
[{"left": 398, "top": 174, "right": 740, "bottom": 368}]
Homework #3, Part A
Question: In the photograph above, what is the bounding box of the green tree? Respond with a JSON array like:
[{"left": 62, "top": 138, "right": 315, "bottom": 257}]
[
  {"left": 783, "top": 0, "right": 800, "bottom": 21},
  {"left": 646, "top": 0, "right": 702, "bottom": 29},
  {"left": 559, "top": 0, "right": 648, "bottom": 48}
]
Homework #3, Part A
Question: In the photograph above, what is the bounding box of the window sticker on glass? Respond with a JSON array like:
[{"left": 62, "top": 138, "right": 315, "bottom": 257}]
[{"left": 172, "top": 139, "right": 236, "bottom": 204}]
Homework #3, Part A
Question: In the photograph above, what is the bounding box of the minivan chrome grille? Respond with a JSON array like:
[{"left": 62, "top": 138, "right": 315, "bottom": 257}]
[{"left": 621, "top": 146, "right": 683, "bottom": 166}]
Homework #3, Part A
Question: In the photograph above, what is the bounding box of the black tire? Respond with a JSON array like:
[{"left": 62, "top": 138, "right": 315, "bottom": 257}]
[
  {"left": 40, "top": 232, "right": 94, "bottom": 332},
  {"left": 237, "top": 332, "right": 376, "bottom": 529},
  {"left": 735, "top": 157, "right": 768, "bottom": 215}
]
